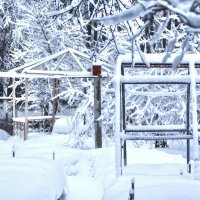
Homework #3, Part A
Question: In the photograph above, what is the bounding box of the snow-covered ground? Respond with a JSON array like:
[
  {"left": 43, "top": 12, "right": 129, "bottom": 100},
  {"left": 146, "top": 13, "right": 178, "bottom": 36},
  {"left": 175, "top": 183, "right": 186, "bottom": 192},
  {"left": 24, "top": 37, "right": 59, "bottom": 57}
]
[{"left": 0, "top": 128, "right": 200, "bottom": 200}]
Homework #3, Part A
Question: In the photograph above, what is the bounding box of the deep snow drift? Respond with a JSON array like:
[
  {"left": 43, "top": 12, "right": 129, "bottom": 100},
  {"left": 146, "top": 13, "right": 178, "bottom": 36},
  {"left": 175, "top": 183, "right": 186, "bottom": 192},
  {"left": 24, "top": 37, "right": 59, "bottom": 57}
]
[{"left": 0, "top": 129, "right": 200, "bottom": 200}]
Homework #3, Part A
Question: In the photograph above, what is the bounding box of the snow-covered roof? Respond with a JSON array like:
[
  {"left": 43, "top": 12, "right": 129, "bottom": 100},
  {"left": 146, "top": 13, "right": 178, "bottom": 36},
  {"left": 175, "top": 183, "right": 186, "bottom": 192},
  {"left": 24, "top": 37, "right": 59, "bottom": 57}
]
[{"left": 10, "top": 48, "right": 111, "bottom": 74}]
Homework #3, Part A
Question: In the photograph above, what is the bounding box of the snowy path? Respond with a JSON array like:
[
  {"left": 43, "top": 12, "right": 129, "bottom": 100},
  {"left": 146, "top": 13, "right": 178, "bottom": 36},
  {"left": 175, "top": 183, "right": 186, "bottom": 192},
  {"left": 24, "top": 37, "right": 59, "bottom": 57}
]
[{"left": 68, "top": 177, "right": 103, "bottom": 200}]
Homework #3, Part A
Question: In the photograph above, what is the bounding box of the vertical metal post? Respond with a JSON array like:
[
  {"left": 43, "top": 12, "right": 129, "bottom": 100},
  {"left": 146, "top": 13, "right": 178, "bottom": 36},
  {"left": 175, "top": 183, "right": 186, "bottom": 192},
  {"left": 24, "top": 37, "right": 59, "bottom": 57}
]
[
  {"left": 190, "top": 60, "right": 200, "bottom": 180},
  {"left": 12, "top": 78, "right": 16, "bottom": 135},
  {"left": 93, "top": 64, "right": 102, "bottom": 148},
  {"left": 121, "top": 65, "right": 127, "bottom": 166},
  {"left": 186, "top": 83, "right": 191, "bottom": 173},
  {"left": 122, "top": 83, "right": 127, "bottom": 166},
  {"left": 24, "top": 78, "right": 28, "bottom": 140},
  {"left": 51, "top": 78, "right": 56, "bottom": 131}
]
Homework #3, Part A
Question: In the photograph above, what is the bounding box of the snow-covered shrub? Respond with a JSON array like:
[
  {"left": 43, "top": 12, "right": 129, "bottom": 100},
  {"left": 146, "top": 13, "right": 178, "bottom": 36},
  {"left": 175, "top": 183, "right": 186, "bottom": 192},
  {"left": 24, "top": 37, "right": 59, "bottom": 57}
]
[{"left": 0, "top": 129, "right": 10, "bottom": 141}]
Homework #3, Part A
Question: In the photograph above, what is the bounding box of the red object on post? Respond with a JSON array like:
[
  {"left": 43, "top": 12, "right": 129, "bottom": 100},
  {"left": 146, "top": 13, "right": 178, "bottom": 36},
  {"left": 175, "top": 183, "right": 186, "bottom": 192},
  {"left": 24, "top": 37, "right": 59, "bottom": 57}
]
[{"left": 92, "top": 65, "right": 101, "bottom": 76}]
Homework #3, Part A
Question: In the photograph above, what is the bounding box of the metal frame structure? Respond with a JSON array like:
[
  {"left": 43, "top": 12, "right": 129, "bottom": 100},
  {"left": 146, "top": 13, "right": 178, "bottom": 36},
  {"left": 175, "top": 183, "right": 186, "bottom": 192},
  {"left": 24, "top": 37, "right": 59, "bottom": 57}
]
[
  {"left": 114, "top": 55, "right": 200, "bottom": 176},
  {"left": 121, "top": 63, "right": 192, "bottom": 171}
]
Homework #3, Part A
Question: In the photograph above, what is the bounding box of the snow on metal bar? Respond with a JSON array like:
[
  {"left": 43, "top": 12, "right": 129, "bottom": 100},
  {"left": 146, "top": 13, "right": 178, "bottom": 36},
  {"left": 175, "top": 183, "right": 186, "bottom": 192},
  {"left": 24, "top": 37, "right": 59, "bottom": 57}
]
[
  {"left": 120, "top": 75, "right": 190, "bottom": 84},
  {"left": 0, "top": 72, "right": 52, "bottom": 78},
  {"left": 126, "top": 124, "right": 187, "bottom": 132},
  {"left": 13, "top": 116, "right": 65, "bottom": 123},
  {"left": 68, "top": 48, "right": 86, "bottom": 72},
  {"left": 11, "top": 48, "right": 111, "bottom": 73},
  {"left": 10, "top": 49, "right": 71, "bottom": 72},
  {"left": 0, "top": 71, "right": 108, "bottom": 79},
  {"left": 124, "top": 89, "right": 186, "bottom": 96},
  {"left": 25, "top": 70, "right": 95, "bottom": 77},
  {"left": 25, "top": 70, "right": 109, "bottom": 78},
  {"left": 118, "top": 53, "right": 200, "bottom": 64},
  {"left": 121, "top": 134, "right": 193, "bottom": 141}
]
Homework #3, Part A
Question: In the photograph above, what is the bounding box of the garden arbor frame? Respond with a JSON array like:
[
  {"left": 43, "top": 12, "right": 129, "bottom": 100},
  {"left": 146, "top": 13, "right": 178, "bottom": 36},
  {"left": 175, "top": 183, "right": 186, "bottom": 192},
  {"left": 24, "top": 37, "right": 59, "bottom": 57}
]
[
  {"left": 115, "top": 53, "right": 200, "bottom": 177},
  {"left": 0, "top": 48, "right": 110, "bottom": 148}
]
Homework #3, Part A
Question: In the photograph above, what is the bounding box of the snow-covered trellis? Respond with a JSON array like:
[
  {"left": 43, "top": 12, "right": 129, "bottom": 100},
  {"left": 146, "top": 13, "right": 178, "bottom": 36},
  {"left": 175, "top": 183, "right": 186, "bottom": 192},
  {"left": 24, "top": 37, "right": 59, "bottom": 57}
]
[{"left": 114, "top": 53, "right": 200, "bottom": 180}]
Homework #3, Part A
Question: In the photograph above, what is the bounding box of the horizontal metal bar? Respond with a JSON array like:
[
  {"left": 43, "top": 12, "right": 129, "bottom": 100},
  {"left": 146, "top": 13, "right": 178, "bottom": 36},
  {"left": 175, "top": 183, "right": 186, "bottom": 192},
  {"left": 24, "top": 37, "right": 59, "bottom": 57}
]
[
  {"left": 124, "top": 89, "right": 187, "bottom": 96},
  {"left": 122, "top": 63, "right": 195, "bottom": 68},
  {"left": 121, "top": 135, "right": 193, "bottom": 141},
  {"left": 0, "top": 71, "right": 97, "bottom": 79},
  {"left": 119, "top": 53, "right": 200, "bottom": 65},
  {"left": 26, "top": 70, "right": 109, "bottom": 78},
  {"left": 120, "top": 75, "right": 191, "bottom": 84},
  {"left": 125, "top": 129, "right": 188, "bottom": 133},
  {"left": 125, "top": 125, "right": 187, "bottom": 132},
  {"left": 0, "top": 71, "right": 109, "bottom": 79}
]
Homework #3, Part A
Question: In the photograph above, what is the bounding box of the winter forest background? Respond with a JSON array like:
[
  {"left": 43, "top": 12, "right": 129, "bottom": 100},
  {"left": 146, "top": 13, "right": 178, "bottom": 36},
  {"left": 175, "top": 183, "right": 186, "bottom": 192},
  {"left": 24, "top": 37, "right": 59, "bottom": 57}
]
[
  {"left": 1, "top": 0, "right": 199, "bottom": 144},
  {"left": 1, "top": 0, "right": 200, "bottom": 199}
]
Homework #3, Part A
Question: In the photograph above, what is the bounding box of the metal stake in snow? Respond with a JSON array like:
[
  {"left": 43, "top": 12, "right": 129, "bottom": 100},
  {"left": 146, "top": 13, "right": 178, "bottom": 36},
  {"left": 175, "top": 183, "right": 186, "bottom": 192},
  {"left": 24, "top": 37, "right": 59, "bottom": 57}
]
[
  {"left": 12, "top": 145, "right": 16, "bottom": 157},
  {"left": 131, "top": 178, "right": 135, "bottom": 190},
  {"left": 189, "top": 59, "right": 200, "bottom": 180},
  {"left": 129, "top": 178, "right": 135, "bottom": 200},
  {"left": 93, "top": 63, "right": 102, "bottom": 148},
  {"left": 129, "top": 189, "right": 134, "bottom": 200},
  {"left": 52, "top": 150, "right": 55, "bottom": 160}
]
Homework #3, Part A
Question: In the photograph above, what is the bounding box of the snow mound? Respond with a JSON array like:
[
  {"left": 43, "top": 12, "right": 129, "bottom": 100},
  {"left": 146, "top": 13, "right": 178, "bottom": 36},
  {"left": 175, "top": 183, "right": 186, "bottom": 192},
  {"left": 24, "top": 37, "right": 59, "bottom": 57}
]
[
  {"left": 0, "top": 157, "right": 67, "bottom": 200},
  {"left": 53, "top": 117, "right": 72, "bottom": 134},
  {"left": 0, "top": 129, "right": 10, "bottom": 141}
]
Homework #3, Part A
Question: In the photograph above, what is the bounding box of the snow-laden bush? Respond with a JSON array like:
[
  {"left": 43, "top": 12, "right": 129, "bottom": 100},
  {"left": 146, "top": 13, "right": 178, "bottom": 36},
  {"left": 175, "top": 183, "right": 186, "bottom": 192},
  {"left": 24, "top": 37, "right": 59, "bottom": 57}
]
[{"left": 0, "top": 129, "right": 10, "bottom": 141}]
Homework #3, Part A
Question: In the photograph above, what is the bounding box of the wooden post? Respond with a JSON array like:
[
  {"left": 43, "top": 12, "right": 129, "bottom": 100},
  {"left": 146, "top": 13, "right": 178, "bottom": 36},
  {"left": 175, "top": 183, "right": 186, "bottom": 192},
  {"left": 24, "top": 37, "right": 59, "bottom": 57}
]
[
  {"left": 24, "top": 78, "right": 28, "bottom": 140},
  {"left": 93, "top": 64, "right": 102, "bottom": 148}
]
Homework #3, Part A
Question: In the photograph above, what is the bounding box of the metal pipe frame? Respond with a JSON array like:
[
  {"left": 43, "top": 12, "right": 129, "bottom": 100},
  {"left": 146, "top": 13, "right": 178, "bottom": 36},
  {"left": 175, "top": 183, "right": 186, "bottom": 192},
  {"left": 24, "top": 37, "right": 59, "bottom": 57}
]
[{"left": 120, "top": 63, "right": 193, "bottom": 171}]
